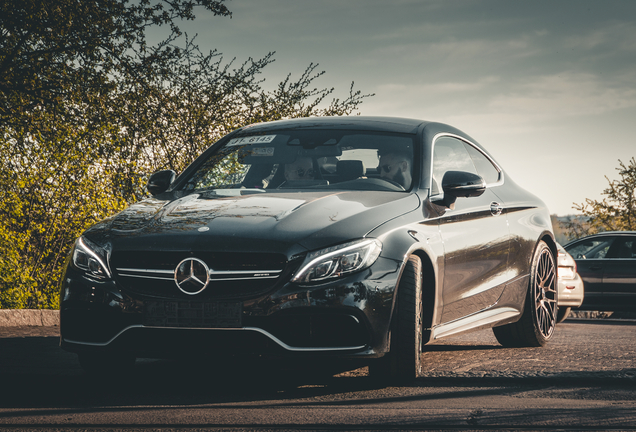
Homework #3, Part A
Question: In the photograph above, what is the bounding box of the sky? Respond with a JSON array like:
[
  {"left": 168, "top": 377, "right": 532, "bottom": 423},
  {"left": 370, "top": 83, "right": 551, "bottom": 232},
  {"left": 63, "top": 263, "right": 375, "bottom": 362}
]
[{"left": 172, "top": 0, "right": 636, "bottom": 215}]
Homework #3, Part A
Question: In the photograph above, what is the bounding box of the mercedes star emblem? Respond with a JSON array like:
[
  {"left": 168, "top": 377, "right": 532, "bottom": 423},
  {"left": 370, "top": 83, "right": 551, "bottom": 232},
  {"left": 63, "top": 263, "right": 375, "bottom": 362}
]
[{"left": 174, "top": 258, "right": 210, "bottom": 295}]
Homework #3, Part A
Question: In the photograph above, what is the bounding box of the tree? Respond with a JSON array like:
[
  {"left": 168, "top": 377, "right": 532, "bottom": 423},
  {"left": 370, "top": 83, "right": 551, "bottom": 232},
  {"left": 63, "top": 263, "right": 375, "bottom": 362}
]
[
  {"left": 105, "top": 39, "right": 367, "bottom": 202},
  {"left": 0, "top": 1, "right": 370, "bottom": 308},
  {"left": 564, "top": 158, "right": 636, "bottom": 239},
  {"left": 0, "top": 0, "right": 231, "bottom": 127},
  {"left": 550, "top": 215, "right": 569, "bottom": 245}
]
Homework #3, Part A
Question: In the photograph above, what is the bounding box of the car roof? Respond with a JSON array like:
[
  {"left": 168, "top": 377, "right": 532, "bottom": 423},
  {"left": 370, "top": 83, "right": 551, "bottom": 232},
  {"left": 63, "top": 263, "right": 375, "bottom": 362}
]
[
  {"left": 580, "top": 231, "right": 636, "bottom": 237},
  {"left": 564, "top": 231, "right": 636, "bottom": 248},
  {"left": 238, "top": 116, "right": 428, "bottom": 135}
]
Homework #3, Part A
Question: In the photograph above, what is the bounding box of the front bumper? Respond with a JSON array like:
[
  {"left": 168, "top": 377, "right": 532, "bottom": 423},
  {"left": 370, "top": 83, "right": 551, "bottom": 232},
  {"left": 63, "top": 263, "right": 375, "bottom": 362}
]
[{"left": 60, "top": 256, "right": 402, "bottom": 359}]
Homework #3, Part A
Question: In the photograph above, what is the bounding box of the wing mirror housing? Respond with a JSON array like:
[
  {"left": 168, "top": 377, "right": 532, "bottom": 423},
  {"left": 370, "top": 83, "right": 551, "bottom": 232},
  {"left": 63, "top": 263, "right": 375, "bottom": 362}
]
[
  {"left": 443, "top": 170, "right": 486, "bottom": 198},
  {"left": 432, "top": 170, "right": 486, "bottom": 209},
  {"left": 147, "top": 170, "right": 176, "bottom": 196}
]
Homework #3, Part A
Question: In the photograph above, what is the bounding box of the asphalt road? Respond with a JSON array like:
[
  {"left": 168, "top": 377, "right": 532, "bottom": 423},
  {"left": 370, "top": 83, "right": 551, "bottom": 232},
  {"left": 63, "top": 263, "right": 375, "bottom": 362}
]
[{"left": 0, "top": 319, "right": 634, "bottom": 431}]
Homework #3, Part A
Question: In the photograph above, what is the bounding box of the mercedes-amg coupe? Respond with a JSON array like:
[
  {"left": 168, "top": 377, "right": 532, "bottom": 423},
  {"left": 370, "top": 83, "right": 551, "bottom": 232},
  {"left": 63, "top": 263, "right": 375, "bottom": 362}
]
[{"left": 60, "top": 116, "right": 558, "bottom": 380}]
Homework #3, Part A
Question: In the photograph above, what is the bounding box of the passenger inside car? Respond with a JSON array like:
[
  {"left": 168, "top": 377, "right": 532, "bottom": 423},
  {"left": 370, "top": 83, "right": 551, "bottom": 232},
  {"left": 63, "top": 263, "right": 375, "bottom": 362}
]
[
  {"left": 267, "top": 156, "right": 329, "bottom": 188},
  {"left": 284, "top": 156, "right": 315, "bottom": 182}
]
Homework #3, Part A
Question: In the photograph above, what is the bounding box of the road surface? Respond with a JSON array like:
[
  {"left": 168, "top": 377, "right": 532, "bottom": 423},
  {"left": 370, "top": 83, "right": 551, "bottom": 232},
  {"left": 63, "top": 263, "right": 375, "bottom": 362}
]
[{"left": 0, "top": 319, "right": 634, "bottom": 431}]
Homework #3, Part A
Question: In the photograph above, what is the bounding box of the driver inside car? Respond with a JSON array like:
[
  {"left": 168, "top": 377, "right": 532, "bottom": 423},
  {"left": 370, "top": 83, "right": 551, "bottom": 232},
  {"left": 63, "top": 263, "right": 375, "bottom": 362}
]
[{"left": 378, "top": 152, "right": 412, "bottom": 189}]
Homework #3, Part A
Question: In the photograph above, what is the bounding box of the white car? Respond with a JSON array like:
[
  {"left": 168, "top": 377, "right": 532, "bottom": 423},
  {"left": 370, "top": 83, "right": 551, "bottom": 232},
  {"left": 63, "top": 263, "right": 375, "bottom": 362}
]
[{"left": 556, "top": 243, "right": 585, "bottom": 323}]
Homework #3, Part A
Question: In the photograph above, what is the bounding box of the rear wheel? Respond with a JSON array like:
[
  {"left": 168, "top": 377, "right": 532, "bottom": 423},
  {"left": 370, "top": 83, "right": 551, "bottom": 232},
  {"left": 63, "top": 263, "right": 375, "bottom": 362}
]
[
  {"left": 493, "top": 241, "right": 557, "bottom": 347},
  {"left": 369, "top": 255, "right": 423, "bottom": 381}
]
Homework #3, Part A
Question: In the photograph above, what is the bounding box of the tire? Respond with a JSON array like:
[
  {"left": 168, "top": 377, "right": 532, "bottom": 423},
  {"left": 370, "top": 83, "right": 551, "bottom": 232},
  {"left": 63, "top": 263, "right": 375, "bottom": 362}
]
[
  {"left": 556, "top": 307, "right": 571, "bottom": 324},
  {"left": 493, "top": 241, "right": 558, "bottom": 347},
  {"left": 369, "top": 255, "right": 423, "bottom": 381},
  {"left": 78, "top": 351, "right": 136, "bottom": 376}
]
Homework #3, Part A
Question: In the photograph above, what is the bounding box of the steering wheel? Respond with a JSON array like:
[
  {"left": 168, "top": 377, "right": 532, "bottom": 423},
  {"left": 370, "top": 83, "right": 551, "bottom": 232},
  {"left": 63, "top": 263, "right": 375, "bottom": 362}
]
[{"left": 378, "top": 177, "right": 406, "bottom": 191}]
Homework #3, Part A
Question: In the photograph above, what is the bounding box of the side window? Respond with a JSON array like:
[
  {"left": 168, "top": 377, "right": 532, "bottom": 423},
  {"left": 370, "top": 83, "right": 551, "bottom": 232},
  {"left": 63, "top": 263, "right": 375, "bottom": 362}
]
[
  {"left": 607, "top": 237, "right": 636, "bottom": 259},
  {"left": 432, "top": 136, "right": 477, "bottom": 195},
  {"left": 566, "top": 238, "right": 614, "bottom": 259},
  {"left": 464, "top": 144, "right": 501, "bottom": 184}
]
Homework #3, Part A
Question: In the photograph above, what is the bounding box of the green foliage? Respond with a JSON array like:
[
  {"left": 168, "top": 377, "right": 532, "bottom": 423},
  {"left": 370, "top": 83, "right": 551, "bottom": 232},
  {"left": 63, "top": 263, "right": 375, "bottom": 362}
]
[
  {"left": 564, "top": 157, "right": 636, "bottom": 239},
  {"left": 0, "top": 1, "right": 370, "bottom": 308},
  {"left": 0, "top": 227, "right": 33, "bottom": 309},
  {"left": 0, "top": 0, "right": 231, "bottom": 126},
  {"left": 105, "top": 38, "right": 368, "bottom": 184},
  {"left": 0, "top": 113, "right": 130, "bottom": 308}
]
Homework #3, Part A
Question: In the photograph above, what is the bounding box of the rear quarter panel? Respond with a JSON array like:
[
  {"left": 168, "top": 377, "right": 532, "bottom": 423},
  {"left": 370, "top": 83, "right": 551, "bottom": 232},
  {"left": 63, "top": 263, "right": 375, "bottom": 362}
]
[{"left": 490, "top": 177, "right": 556, "bottom": 311}]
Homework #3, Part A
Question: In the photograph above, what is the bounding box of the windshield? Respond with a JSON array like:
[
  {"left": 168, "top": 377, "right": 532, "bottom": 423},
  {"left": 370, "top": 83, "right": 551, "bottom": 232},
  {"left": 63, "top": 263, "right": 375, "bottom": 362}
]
[{"left": 181, "top": 129, "right": 415, "bottom": 193}]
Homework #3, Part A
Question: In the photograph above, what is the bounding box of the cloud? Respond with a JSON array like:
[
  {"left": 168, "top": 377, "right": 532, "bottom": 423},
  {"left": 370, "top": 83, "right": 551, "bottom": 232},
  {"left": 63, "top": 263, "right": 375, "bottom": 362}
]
[
  {"left": 562, "top": 22, "right": 636, "bottom": 53},
  {"left": 489, "top": 72, "right": 636, "bottom": 117},
  {"left": 380, "top": 76, "right": 501, "bottom": 94},
  {"left": 364, "top": 70, "right": 636, "bottom": 135}
]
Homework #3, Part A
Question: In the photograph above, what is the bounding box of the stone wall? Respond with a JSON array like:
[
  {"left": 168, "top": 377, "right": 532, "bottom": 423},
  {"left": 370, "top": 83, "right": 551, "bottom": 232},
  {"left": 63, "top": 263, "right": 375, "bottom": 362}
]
[{"left": 0, "top": 310, "right": 60, "bottom": 327}]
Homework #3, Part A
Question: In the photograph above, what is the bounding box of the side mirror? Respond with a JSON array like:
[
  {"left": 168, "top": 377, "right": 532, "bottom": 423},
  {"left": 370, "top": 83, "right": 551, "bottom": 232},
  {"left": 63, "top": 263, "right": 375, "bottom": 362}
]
[
  {"left": 442, "top": 170, "right": 486, "bottom": 198},
  {"left": 432, "top": 171, "right": 486, "bottom": 209},
  {"left": 147, "top": 170, "right": 176, "bottom": 196}
]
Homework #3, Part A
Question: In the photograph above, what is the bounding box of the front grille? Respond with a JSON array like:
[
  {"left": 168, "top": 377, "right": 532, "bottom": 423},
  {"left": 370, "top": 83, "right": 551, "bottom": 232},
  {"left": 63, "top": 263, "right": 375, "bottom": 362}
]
[
  {"left": 143, "top": 300, "right": 242, "bottom": 328},
  {"left": 111, "top": 251, "right": 288, "bottom": 300}
]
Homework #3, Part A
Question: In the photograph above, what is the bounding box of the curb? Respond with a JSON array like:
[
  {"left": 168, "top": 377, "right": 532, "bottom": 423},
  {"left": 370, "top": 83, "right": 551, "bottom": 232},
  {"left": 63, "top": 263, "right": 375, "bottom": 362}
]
[
  {"left": 0, "top": 310, "right": 60, "bottom": 327},
  {"left": 570, "top": 310, "right": 636, "bottom": 320}
]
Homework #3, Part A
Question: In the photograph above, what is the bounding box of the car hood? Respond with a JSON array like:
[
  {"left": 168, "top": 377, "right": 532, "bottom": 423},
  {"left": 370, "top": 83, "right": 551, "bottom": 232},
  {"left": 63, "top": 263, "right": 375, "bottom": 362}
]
[{"left": 86, "top": 190, "right": 421, "bottom": 255}]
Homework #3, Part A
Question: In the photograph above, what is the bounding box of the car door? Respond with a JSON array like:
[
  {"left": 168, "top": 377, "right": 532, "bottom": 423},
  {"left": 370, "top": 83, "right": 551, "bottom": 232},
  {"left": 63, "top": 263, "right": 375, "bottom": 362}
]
[
  {"left": 601, "top": 235, "right": 636, "bottom": 310},
  {"left": 431, "top": 136, "right": 510, "bottom": 323},
  {"left": 565, "top": 236, "right": 615, "bottom": 308}
]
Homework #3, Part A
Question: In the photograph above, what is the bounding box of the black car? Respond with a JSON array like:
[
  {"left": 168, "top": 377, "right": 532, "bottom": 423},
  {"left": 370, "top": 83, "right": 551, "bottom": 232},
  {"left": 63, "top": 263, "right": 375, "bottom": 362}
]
[
  {"left": 60, "top": 116, "right": 557, "bottom": 380},
  {"left": 564, "top": 231, "right": 636, "bottom": 312}
]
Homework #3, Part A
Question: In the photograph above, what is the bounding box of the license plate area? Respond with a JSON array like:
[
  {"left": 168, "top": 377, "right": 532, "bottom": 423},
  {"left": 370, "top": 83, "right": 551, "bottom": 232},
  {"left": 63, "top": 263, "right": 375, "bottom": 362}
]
[{"left": 143, "top": 301, "right": 242, "bottom": 328}]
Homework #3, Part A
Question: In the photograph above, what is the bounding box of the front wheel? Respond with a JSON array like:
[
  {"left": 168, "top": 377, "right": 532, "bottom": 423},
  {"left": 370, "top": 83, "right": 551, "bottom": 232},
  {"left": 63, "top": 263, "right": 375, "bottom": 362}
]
[
  {"left": 493, "top": 241, "right": 557, "bottom": 347},
  {"left": 369, "top": 255, "right": 423, "bottom": 381}
]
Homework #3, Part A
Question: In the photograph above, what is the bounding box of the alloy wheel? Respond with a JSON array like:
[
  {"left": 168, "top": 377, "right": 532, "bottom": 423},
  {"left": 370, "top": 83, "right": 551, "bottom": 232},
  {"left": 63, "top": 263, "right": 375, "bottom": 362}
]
[{"left": 534, "top": 247, "right": 557, "bottom": 339}]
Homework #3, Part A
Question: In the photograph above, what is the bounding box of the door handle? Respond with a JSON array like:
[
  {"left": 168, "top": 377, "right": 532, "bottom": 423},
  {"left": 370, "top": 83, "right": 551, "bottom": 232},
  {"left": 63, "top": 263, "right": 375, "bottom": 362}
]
[{"left": 490, "top": 202, "right": 503, "bottom": 216}]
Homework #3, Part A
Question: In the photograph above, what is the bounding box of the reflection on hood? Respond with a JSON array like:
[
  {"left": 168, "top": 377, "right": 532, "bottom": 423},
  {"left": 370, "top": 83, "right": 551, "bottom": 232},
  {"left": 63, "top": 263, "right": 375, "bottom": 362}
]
[{"left": 87, "top": 190, "right": 420, "bottom": 253}]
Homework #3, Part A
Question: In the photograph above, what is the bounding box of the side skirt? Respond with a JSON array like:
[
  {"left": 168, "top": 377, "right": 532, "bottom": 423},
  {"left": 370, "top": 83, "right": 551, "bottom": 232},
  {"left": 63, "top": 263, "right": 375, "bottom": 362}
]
[{"left": 431, "top": 306, "right": 521, "bottom": 340}]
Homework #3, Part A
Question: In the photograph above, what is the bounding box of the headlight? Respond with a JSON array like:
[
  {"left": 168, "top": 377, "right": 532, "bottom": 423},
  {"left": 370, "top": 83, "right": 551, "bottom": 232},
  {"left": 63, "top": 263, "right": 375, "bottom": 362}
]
[
  {"left": 71, "top": 236, "right": 112, "bottom": 279},
  {"left": 292, "top": 239, "right": 382, "bottom": 283}
]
